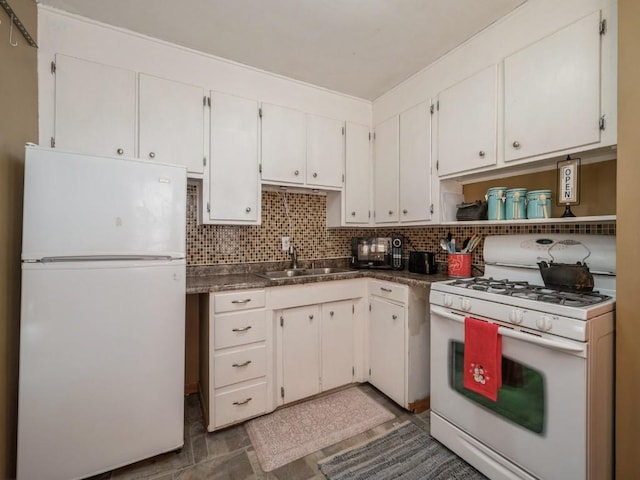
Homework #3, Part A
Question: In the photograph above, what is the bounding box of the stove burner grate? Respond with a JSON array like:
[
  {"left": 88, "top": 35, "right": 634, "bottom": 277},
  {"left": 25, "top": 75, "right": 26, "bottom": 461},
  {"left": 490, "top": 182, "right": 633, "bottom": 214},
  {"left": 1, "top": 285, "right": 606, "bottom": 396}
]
[{"left": 448, "top": 277, "right": 611, "bottom": 307}]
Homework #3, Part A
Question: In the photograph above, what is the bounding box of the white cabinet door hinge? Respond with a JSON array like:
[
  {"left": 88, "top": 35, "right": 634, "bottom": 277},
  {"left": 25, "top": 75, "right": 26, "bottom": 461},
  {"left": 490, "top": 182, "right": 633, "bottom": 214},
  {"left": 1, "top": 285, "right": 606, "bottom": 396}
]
[
  {"left": 50, "top": 61, "right": 56, "bottom": 74},
  {"left": 600, "top": 19, "right": 607, "bottom": 35},
  {"left": 599, "top": 115, "right": 606, "bottom": 131},
  {"left": 342, "top": 126, "right": 345, "bottom": 135},
  {"left": 280, "top": 386, "right": 284, "bottom": 398},
  {"left": 258, "top": 107, "right": 262, "bottom": 118},
  {"left": 50, "top": 137, "right": 55, "bottom": 148},
  {"left": 430, "top": 204, "right": 434, "bottom": 214},
  {"left": 203, "top": 156, "right": 207, "bottom": 166},
  {"left": 280, "top": 316, "right": 284, "bottom": 327}
]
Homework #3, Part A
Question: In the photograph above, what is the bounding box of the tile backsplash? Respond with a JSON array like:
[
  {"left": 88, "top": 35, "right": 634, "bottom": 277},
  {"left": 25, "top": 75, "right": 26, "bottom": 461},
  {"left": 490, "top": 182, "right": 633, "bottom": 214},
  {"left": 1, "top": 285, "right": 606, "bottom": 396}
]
[{"left": 186, "top": 184, "right": 615, "bottom": 267}]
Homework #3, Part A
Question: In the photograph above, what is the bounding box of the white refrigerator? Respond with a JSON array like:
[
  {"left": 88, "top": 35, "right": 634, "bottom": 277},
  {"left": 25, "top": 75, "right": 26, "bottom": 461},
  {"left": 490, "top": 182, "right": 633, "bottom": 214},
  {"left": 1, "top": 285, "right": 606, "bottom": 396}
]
[{"left": 17, "top": 146, "right": 187, "bottom": 480}]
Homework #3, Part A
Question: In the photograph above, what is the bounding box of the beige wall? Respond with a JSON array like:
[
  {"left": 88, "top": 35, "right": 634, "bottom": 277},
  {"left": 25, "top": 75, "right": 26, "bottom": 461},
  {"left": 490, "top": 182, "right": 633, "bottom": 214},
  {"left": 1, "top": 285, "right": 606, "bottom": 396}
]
[
  {"left": 616, "top": 1, "right": 640, "bottom": 477},
  {"left": 0, "top": 1, "right": 38, "bottom": 477}
]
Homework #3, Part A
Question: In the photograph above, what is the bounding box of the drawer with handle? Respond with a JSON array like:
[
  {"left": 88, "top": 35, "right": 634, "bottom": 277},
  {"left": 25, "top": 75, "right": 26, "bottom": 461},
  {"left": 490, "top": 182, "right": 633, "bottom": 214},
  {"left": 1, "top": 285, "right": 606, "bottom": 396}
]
[
  {"left": 369, "top": 280, "right": 407, "bottom": 304},
  {"left": 213, "top": 289, "right": 265, "bottom": 313},
  {"left": 214, "top": 381, "right": 267, "bottom": 428},
  {"left": 214, "top": 344, "right": 267, "bottom": 388},
  {"left": 214, "top": 309, "right": 266, "bottom": 349}
]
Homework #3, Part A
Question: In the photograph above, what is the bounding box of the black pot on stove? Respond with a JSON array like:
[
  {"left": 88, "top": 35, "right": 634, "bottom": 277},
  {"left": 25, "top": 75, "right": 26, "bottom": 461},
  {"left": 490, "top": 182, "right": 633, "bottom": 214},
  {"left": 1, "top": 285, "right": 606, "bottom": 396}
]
[{"left": 537, "top": 240, "right": 594, "bottom": 292}]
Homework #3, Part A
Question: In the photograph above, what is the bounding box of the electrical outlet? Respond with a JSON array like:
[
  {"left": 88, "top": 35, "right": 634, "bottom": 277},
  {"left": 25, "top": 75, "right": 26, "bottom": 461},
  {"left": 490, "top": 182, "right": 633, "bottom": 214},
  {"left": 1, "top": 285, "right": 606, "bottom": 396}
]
[{"left": 281, "top": 236, "right": 290, "bottom": 252}]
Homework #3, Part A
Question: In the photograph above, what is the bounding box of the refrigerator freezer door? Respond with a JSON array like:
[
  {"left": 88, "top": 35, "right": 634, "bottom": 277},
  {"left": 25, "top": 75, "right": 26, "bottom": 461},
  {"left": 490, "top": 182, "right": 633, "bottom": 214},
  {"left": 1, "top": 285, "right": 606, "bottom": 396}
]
[
  {"left": 17, "top": 260, "right": 185, "bottom": 480},
  {"left": 22, "top": 146, "right": 186, "bottom": 260}
]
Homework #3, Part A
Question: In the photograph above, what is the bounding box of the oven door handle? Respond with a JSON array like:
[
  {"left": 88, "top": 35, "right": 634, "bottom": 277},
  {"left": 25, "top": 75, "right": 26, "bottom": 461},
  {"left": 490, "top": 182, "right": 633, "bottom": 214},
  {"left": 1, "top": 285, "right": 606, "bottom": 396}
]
[{"left": 430, "top": 305, "right": 586, "bottom": 354}]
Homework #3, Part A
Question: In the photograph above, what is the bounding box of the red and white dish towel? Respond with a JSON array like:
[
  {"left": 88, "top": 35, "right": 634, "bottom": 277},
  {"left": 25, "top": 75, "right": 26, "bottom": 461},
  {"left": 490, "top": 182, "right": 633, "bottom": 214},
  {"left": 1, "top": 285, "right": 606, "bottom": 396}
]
[{"left": 463, "top": 317, "right": 502, "bottom": 401}]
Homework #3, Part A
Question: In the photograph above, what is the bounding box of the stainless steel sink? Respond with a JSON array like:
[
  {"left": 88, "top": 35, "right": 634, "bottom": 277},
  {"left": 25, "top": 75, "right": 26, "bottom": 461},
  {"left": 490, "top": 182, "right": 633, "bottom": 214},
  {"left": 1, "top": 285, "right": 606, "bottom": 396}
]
[{"left": 256, "top": 267, "right": 354, "bottom": 280}]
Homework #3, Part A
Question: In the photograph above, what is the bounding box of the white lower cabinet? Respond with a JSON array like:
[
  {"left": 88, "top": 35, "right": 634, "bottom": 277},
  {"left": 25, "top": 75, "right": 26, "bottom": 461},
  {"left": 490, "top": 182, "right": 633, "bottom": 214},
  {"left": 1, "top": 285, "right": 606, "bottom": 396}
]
[
  {"left": 201, "top": 278, "right": 428, "bottom": 431},
  {"left": 321, "top": 300, "right": 355, "bottom": 391},
  {"left": 280, "top": 305, "right": 322, "bottom": 403},
  {"left": 279, "top": 299, "right": 355, "bottom": 404},
  {"left": 368, "top": 280, "right": 430, "bottom": 410},
  {"left": 202, "top": 289, "right": 269, "bottom": 431},
  {"left": 369, "top": 296, "right": 405, "bottom": 406}
]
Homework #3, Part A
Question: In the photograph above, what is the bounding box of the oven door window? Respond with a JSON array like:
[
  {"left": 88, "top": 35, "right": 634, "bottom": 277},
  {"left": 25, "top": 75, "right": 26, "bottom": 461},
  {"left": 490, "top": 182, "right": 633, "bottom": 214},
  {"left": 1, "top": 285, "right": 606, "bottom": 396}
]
[{"left": 450, "top": 341, "right": 545, "bottom": 434}]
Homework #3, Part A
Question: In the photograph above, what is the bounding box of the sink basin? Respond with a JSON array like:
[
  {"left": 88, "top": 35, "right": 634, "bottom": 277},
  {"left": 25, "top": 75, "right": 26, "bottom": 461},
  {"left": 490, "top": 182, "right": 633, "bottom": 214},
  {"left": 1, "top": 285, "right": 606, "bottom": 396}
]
[{"left": 256, "top": 267, "right": 354, "bottom": 280}]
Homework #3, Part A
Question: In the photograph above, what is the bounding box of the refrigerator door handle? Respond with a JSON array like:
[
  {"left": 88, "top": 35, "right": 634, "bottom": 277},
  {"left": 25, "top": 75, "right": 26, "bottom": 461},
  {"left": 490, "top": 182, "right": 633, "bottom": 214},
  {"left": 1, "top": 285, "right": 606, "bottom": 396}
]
[{"left": 39, "top": 255, "right": 178, "bottom": 263}]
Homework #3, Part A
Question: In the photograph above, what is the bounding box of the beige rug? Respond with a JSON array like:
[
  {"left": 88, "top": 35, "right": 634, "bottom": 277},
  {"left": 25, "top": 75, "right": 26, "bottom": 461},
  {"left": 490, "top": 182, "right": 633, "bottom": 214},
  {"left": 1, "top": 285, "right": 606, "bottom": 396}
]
[{"left": 245, "top": 387, "right": 395, "bottom": 472}]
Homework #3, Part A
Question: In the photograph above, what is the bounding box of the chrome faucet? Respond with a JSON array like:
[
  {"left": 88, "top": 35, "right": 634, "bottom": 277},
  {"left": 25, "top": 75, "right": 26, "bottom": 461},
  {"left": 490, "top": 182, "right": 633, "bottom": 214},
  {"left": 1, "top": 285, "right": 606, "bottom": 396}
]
[{"left": 289, "top": 245, "right": 298, "bottom": 269}]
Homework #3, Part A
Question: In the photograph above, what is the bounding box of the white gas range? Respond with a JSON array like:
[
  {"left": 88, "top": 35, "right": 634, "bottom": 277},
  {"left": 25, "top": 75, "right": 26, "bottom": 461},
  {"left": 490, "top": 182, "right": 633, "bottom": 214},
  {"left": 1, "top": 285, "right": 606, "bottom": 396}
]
[{"left": 429, "top": 234, "right": 615, "bottom": 480}]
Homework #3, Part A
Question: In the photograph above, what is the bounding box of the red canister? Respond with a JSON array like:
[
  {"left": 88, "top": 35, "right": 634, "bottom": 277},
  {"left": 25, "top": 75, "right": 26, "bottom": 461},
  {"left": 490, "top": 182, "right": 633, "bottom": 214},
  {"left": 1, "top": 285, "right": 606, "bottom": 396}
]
[{"left": 448, "top": 253, "right": 472, "bottom": 277}]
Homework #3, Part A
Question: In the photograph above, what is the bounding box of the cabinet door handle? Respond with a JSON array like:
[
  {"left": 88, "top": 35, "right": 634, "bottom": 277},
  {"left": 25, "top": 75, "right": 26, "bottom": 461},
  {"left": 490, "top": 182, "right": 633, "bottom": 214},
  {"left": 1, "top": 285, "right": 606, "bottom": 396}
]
[
  {"left": 116, "top": 148, "right": 124, "bottom": 155},
  {"left": 233, "top": 397, "right": 252, "bottom": 405},
  {"left": 232, "top": 360, "right": 252, "bottom": 367},
  {"left": 232, "top": 326, "right": 252, "bottom": 332},
  {"left": 245, "top": 207, "right": 252, "bottom": 213},
  {"left": 388, "top": 210, "right": 393, "bottom": 215},
  {"left": 351, "top": 211, "right": 356, "bottom": 216},
  {"left": 294, "top": 170, "right": 300, "bottom": 176},
  {"left": 403, "top": 209, "right": 408, "bottom": 214},
  {"left": 478, "top": 150, "right": 485, "bottom": 157},
  {"left": 380, "top": 287, "right": 392, "bottom": 292},
  {"left": 231, "top": 299, "right": 251, "bottom": 304},
  {"left": 329, "top": 311, "right": 334, "bottom": 317},
  {"left": 309, "top": 314, "right": 314, "bottom": 320},
  {"left": 148, "top": 151, "right": 156, "bottom": 159},
  {"left": 512, "top": 141, "right": 521, "bottom": 148},
  {"left": 313, "top": 172, "right": 318, "bottom": 178},
  {"left": 392, "top": 314, "right": 398, "bottom": 320}
]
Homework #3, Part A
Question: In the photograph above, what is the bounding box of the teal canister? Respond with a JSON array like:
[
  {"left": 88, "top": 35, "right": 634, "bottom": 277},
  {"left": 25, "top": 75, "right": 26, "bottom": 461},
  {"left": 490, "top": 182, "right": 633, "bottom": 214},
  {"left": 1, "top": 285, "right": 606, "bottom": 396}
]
[
  {"left": 505, "top": 188, "right": 528, "bottom": 220},
  {"left": 486, "top": 187, "right": 507, "bottom": 220},
  {"left": 526, "top": 189, "right": 552, "bottom": 219}
]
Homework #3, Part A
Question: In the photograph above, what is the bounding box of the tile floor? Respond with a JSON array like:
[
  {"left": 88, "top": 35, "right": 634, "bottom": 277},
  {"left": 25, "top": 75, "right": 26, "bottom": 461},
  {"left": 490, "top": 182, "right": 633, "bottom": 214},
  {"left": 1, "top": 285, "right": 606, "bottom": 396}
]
[{"left": 90, "top": 384, "right": 431, "bottom": 480}]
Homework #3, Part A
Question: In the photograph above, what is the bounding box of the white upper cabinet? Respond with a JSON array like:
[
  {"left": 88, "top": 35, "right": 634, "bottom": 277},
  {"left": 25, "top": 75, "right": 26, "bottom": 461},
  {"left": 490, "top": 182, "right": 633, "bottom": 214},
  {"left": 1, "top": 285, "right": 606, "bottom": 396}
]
[
  {"left": 373, "top": 116, "right": 399, "bottom": 224},
  {"left": 53, "top": 54, "right": 136, "bottom": 158},
  {"left": 306, "top": 114, "right": 345, "bottom": 188},
  {"left": 399, "top": 102, "right": 432, "bottom": 223},
  {"left": 344, "top": 122, "right": 371, "bottom": 224},
  {"left": 437, "top": 65, "right": 498, "bottom": 177},
  {"left": 260, "top": 103, "right": 307, "bottom": 185},
  {"left": 504, "top": 11, "right": 602, "bottom": 162},
  {"left": 261, "top": 104, "right": 345, "bottom": 189},
  {"left": 138, "top": 74, "right": 206, "bottom": 175},
  {"left": 205, "top": 92, "right": 260, "bottom": 224}
]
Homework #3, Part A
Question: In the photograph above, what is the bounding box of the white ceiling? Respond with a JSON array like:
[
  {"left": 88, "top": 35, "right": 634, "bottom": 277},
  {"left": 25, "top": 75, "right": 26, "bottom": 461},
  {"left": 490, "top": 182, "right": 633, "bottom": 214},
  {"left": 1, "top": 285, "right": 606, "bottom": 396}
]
[{"left": 37, "top": 0, "right": 526, "bottom": 100}]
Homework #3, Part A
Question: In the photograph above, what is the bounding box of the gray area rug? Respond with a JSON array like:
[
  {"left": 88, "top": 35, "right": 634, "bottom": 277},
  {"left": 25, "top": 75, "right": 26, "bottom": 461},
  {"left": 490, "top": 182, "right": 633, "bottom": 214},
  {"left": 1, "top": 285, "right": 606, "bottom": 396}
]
[{"left": 318, "top": 421, "right": 488, "bottom": 480}]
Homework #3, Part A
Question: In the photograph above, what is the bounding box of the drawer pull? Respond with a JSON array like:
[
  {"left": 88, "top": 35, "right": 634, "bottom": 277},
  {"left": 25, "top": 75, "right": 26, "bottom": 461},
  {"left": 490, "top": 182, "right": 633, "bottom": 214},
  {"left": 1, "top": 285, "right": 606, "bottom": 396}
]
[
  {"left": 231, "top": 299, "right": 252, "bottom": 304},
  {"left": 233, "top": 397, "right": 252, "bottom": 406},
  {"left": 392, "top": 314, "right": 398, "bottom": 320},
  {"left": 232, "top": 360, "right": 252, "bottom": 367},
  {"left": 380, "top": 287, "right": 392, "bottom": 292},
  {"left": 232, "top": 326, "right": 252, "bottom": 332}
]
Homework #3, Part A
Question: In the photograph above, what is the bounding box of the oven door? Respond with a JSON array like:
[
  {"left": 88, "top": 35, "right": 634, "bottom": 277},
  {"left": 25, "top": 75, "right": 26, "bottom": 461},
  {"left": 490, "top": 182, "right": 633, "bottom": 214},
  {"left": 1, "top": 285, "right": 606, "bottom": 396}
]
[{"left": 430, "top": 305, "right": 587, "bottom": 480}]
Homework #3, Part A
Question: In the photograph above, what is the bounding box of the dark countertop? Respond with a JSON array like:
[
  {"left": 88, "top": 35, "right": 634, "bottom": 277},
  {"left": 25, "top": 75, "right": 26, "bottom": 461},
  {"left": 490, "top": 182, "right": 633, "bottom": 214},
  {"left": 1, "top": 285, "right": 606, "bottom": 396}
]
[{"left": 186, "top": 267, "right": 451, "bottom": 294}]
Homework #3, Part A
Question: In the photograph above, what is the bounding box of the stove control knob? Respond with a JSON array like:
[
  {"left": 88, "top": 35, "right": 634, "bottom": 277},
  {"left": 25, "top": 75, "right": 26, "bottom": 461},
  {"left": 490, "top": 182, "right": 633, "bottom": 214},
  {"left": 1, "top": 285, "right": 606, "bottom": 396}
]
[
  {"left": 443, "top": 294, "right": 453, "bottom": 308},
  {"left": 536, "top": 315, "right": 553, "bottom": 332},
  {"left": 460, "top": 298, "right": 471, "bottom": 312},
  {"left": 509, "top": 309, "right": 524, "bottom": 325}
]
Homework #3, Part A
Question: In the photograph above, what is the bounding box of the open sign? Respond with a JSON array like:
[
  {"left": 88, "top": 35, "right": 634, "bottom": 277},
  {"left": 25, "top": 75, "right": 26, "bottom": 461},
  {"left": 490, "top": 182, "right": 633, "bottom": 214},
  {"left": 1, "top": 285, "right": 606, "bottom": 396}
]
[{"left": 557, "top": 157, "right": 580, "bottom": 205}]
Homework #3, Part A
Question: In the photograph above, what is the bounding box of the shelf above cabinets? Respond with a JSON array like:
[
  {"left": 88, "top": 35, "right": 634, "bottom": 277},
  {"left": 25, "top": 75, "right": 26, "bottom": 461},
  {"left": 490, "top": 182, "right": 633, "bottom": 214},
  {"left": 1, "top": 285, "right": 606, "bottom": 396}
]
[{"left": 440, "top": 215, "right": 616, "bottom": 226}]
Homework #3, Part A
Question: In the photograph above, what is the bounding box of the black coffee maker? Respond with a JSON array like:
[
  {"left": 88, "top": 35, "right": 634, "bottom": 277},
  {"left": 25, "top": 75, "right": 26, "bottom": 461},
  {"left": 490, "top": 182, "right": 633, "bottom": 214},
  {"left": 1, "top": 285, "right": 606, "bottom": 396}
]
[{"left": 408, "top": 251, "right": 437, "bottom": 274}]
